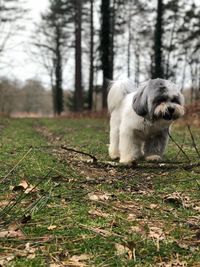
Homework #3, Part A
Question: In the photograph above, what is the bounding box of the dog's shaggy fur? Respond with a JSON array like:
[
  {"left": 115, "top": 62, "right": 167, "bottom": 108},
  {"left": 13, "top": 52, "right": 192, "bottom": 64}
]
[{"left": 107, "top": 78, "right": 185, "bottom": 165}]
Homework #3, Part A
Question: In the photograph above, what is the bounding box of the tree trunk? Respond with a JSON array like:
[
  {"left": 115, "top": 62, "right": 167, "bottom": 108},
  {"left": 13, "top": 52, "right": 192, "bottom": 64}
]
[
  {"left": 134, "top": 40, "right": 140, "bottom": 85},
  {"left": 53, "top": 27, "right": 63, "bottom": 115},
  {"left": 153, "top": 0, "right": 164, "bottom": 79},
  {"left": 165, "top": 13, "right": 177, "bottom": 79},
  {"left": 100, "top": 0, "right": 112, "bottom": 109},
  {"left": 74, "top": 0, "right": 83, "bottom": 112},
  {"left": 127, "top": 6, "right": 132, "bottom": 78},
  {"left": 88, "top": 0, "right": 94, "bottom": 110},
  {"left": 110, "top": 0, "right": 116, "bottom": 80}
]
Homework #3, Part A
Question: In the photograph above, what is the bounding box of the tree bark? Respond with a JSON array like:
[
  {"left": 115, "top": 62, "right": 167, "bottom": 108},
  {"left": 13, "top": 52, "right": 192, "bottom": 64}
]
[
  {"left": 74, "top": 0, "right": 83, "bottom": 112},
  {"left": 153, "top": 0, "right": 164, "bottom": 79},
  {"left": 88, "top": 0, "right": 94, "bottom": 110},
  {"left": 100, "top": 0, "right": 112, "bottom": 109}
]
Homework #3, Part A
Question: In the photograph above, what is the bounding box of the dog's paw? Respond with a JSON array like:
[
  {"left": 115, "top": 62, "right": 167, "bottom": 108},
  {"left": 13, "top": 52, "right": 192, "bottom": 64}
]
[
  {"left": 109, "top": 149, "right": 120, "bottom": 160},
  {"left": 119, "top": 158, "right": 136, "bottom": 166},
  {"left": 145, "top": 155, "right": 162, "bottom": 162}
]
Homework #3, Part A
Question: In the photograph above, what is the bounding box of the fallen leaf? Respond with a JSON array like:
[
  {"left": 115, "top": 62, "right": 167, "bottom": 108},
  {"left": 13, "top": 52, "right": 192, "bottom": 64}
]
[
  {"left": 64, "top": 254, "right": 91, "bottom": 267},
  {"left": 149, "top": 204, "right": 159, "bottom": 209},
  {"left": 80, "top": 224, "right": 117, "bottom": 237},
  {"left": 156, "top": 255, "right": 187, "bottom": 267},
  {"left": 88, "top": 192, "right": 110, "bottom": 202},
  {"left": 130, "top": 225, "right": 144, "bottom": 234},
  {"left": 115, "top": 243, "right": 136, "bottom": 260},
  {"left": 0, "top": 229, "right": 25, "bottom": 239},
  {"left": 12, "top": 180, "right": 29, "bottom": 191},
  {"left": 24, "top": 184, "right": 35, "bottom": 194},
  {"left": 127, "top": 213, "right": 137, "bottom": 221},
  {"left": 149, "top": 226, "right": 165, "bottom": 240},
  {"left": 24, "top": 242, "right": 37, "bottom": 259},
  {"left": 148, "top": 226, "right": 165, "bottom": 251},
  {"left": 0, "top": 255, "right": 15, "bottom": 266},
  {"left": 88, "top": 209, "right": 109, "bottom": 218},
  {"left": 47, "top": 225, "right": 57, "bottom": 230},
  {"left": 0, "top": 200, "right": 10, "bottom": 207}
]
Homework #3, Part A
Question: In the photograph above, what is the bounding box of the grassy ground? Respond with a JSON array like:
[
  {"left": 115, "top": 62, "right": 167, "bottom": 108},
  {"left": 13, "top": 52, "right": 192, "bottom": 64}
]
[{"left": 0, "top": 117, "right": 199, "bottom": 267}]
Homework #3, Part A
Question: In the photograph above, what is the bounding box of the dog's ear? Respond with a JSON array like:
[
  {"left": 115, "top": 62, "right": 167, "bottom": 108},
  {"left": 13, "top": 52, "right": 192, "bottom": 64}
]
[{"left": 132, "top": 84, "right": 148, "bottom": 116}]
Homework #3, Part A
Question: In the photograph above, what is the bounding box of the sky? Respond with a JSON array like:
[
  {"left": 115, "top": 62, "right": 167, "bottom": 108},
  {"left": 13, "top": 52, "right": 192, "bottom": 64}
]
[{"left": 0, "top": 0, "right": 49, "bottom": 86}]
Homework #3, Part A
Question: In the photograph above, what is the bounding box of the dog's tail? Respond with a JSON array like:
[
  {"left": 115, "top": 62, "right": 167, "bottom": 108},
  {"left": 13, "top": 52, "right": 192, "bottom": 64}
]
[{"left": 107, "top": 79, "right": 135, "bottom": 112}]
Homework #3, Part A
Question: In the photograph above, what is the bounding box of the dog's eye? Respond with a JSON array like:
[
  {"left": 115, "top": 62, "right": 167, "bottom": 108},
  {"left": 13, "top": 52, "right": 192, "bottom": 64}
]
[{"left": 171, "top": 97, "right": 180, "bottom": 104}]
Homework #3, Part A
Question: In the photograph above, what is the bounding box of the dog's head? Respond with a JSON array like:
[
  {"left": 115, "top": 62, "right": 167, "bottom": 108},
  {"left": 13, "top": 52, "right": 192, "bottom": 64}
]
[{"left": 132, "top": 78, "right": 185, "bottom": 122}]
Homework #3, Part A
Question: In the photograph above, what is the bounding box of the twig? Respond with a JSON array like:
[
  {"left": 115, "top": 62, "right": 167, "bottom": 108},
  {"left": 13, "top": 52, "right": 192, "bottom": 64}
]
[
  {"left": 187, "top": 125, "right": 200, "bottom": 159},
  {"left": 1, "top": 148, "right": 33, "bottom": 183},
  {"left": 0, "top": 170, "right": 53, "bottom": 219},
  {"left": 172, "top": 132, "right": 186, "bottom": 161},
  {"left": 79, "top": 223, "right": 121, "bottom": 237},
  {"left": 168, "top": 132, "right": 190, "bottom": 162},
  {"left": 61, "top": 145, "right": 97, "bottom": 162}
]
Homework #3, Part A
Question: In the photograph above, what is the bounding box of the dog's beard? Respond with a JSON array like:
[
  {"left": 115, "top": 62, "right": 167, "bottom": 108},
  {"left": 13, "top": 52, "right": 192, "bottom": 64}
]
[{"left": 153, "top": 103, "right": 185, "bottom": 121}]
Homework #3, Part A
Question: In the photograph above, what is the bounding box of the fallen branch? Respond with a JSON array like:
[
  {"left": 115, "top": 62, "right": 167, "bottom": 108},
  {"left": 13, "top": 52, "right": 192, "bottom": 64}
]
[
  {"left": 168, "top": 132, "right": 190, "bottom": 162},
  {"left": 60, "top": 145, "right": 97, "bottom": 163},
  {"left": 187, "top": 125, "right": 200, "bottom": 159}
]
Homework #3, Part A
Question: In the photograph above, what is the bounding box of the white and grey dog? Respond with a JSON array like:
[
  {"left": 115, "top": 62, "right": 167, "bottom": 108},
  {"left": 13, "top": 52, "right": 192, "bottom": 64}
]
[{"left": 107, "top": 78, "right": 185, "bottom": 165}]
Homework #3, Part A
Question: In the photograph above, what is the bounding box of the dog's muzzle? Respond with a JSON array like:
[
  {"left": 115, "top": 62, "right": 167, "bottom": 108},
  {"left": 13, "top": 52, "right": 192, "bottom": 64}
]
[
  {"left": 163, "top": 107, "right": 175, "bottom": 120},
  {"left": 153, "top": 103, "right": 184, "bottom": 121}
]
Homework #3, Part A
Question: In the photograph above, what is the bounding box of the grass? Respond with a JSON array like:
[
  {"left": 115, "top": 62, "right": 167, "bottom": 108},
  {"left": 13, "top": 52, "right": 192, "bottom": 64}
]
[{"left": 0, "top": 117, "right": 199, "bottom": 266}]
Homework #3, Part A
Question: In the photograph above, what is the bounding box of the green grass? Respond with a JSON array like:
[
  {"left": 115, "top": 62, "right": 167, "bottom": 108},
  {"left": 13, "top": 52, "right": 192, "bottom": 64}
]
[{"left": 0, "top": 117, "right": 199, "bottom": 266}]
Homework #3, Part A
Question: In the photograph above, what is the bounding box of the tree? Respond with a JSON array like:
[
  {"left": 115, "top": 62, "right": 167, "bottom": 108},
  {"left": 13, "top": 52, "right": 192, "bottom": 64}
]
[
  {"left": 100, "top": 0, "right": 112, "bottom": 109},
  {"left": 33, "top": 0, "right": 73, "bottom": 115},
  {"left": 0, "top": 0, "right": 26, "bottom": 59},
  {"left": 88, "top": 0, "right": 94, "bottom": 110},
  {"left": 152, "top": 0, "right": 164, "bottom": 79},
  {"left": 74, "top": 0, "right": 83, "bottom": 112}
]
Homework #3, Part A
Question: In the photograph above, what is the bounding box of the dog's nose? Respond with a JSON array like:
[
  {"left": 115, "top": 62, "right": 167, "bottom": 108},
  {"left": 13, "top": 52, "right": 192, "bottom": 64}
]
[{"left": 168, "top": 107, "right": 175, "bottom": 114}]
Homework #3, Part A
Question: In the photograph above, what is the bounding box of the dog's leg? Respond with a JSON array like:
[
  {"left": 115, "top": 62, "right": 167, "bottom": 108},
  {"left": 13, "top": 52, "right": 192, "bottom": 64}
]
[
  {"left": 109, "top": 112, "right": 120, "bottom": 159},
  {"left": 119, "top": 126, "right": 143, "bottom": 165},
  {"left": 144, "top": 129, "right": 169, "bottom": 161}
]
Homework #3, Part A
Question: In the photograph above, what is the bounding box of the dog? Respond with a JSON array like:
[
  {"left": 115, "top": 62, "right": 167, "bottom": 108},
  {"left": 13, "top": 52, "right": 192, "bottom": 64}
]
[{"left": 107, "top": 78, "right": 185, "bottom": 165}]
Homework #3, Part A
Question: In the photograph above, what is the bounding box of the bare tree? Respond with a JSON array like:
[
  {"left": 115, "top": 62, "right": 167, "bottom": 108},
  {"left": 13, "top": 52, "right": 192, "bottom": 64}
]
[
  {"left": 100, "top": 0, "right": 112, "bottom": 109},
  {"left": 152, "top": 0, "right": 164, "bottom": 78},
  {"left": 32, "top": 0, "right": 73, "bottom": 115},
  {"left": 0, "top": 0, "right": 26, "bottom": 59},
  {"left": 88, "top": 0, "right": 94, "bottom": 110},
  {"left": 74, "top": 0, "right": 83, "bottom": 112}
]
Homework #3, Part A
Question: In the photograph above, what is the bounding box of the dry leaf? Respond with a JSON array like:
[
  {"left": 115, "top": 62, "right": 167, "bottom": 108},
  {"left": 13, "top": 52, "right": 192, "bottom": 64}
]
[
  {"left": 24, "top": 184, "right": 35, "bottom": 194},
  {"left": 47, "top": 225, "right": 57, "bottom": 230},
  {"left": 149, "top": 226, "right": 165, "bottom": 240},
  {"left": 12, "top": 180, "right": 29, "bottom": 191},
  {"left": 88, "top": 192, "right": 110, "bottom": 202},
  {"left": 115, "top": 243, "right": 136, "bottom": 260},
  {"left": 149, "top": 204, "right": 159, "bottom": 209},
  {"left": 130, "top": 225, "right": 144, "bottom": 234},
  {"left": 65, "top": 254, "right": 91, "bottom": 267},
  {"left": 0, "top": 255, "right": 15, "bottom": 266},
  {"left": 149, "top": 226, "right": 165, "bottom": 251},
  {"left": 127, "top": 213, "right": 137, "bottom": 221},
  {"left": 80, "top": 224, "right": 115, "bottom": 237},
  {"left": 164, "top": 192, "right": 183, "bottom": 206},
  {"left": 88, "top": 209, "right": 109, "bottom": 218},
  {"left": 0, "top": 229, "right": 25, "bottom": 239},
  {"left": 157, "top": 255, "right": 187, "bottom": 267},
  {"left": 0, "top": 200, "right": 10, "bottom": 207}
]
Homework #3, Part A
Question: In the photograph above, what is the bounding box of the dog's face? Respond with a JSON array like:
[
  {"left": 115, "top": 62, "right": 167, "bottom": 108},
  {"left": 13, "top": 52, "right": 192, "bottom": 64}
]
[{"left": 132, "top": 78, "right": 185, "bottom": 122}]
